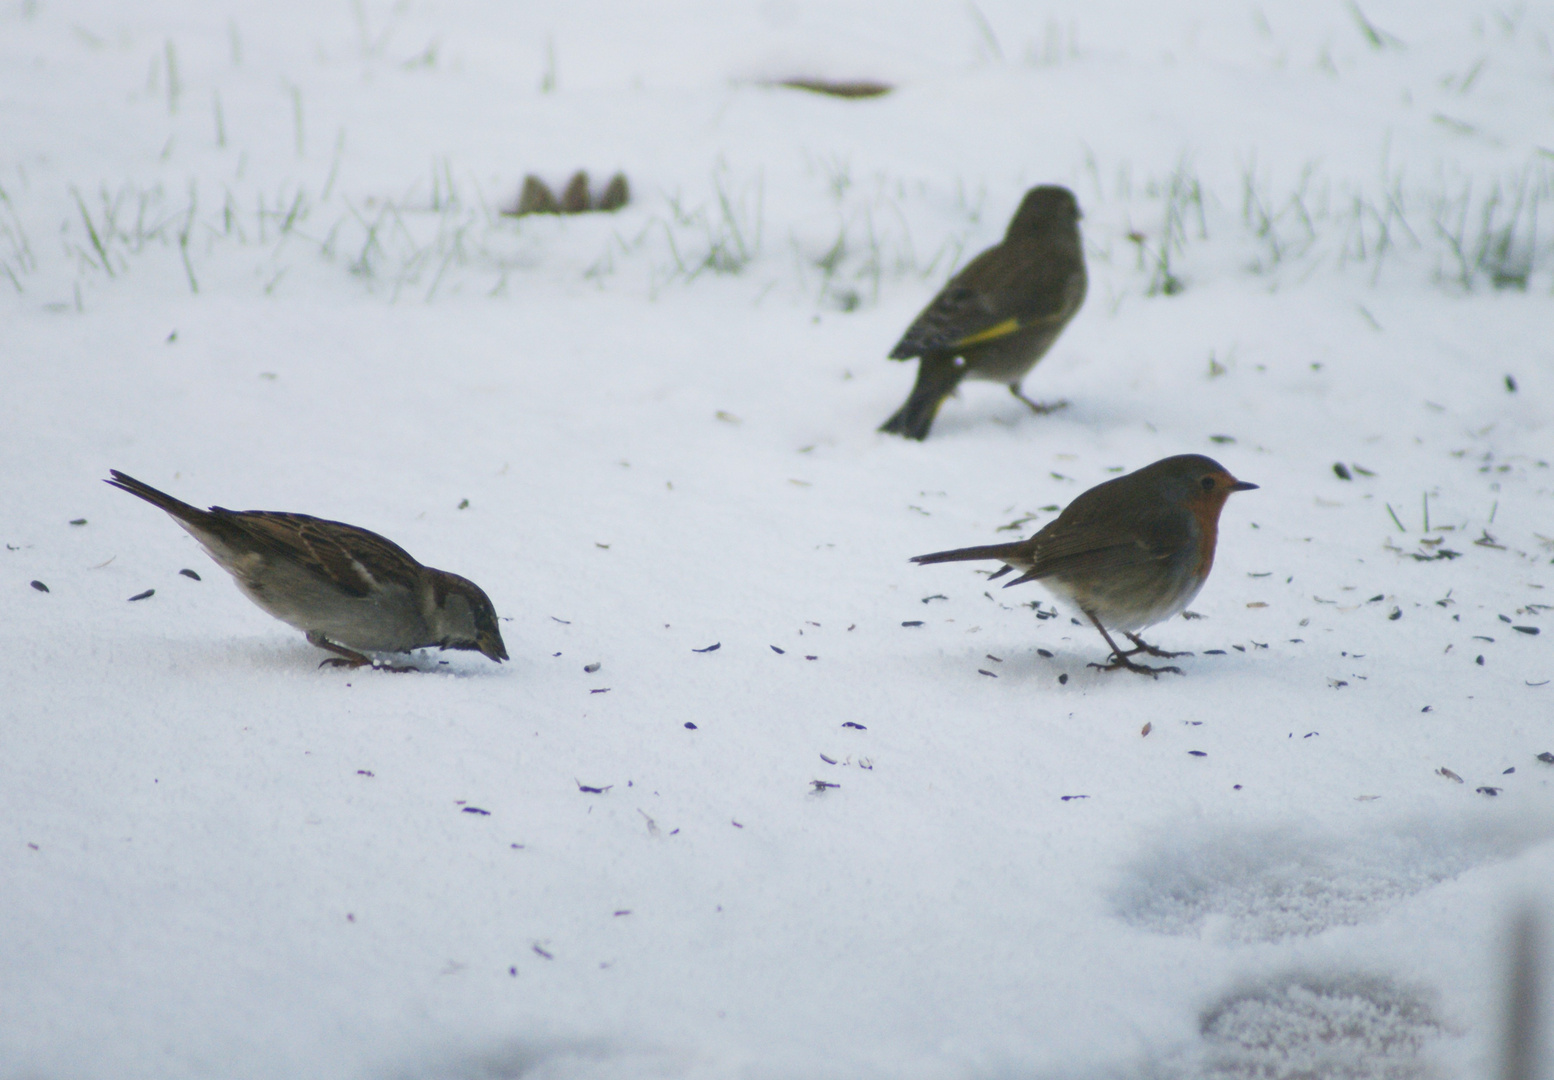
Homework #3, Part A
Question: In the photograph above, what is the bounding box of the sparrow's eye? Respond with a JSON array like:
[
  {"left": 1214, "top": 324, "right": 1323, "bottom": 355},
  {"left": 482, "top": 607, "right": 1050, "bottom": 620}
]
[{"left": 1200, "top": 476, "right": 1216, "bottom": 492}]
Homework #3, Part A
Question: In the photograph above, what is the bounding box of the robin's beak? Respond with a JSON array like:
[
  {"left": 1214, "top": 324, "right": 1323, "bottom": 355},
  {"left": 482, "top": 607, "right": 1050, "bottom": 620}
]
[{"left": 1230, "top": 480, "right": 1259, "bottom": 492}]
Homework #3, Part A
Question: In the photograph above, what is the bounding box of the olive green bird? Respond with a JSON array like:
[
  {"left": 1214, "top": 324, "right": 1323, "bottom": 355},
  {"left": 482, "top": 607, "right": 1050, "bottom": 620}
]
[{"left": 880, "top": 185, "right": 1087, "bottom": 441}]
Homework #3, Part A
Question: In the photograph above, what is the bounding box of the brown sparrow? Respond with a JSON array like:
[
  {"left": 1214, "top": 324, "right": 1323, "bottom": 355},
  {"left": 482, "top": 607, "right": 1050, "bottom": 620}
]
[{"left": 106, "top": 470, "right": 508, "bottom": 670}]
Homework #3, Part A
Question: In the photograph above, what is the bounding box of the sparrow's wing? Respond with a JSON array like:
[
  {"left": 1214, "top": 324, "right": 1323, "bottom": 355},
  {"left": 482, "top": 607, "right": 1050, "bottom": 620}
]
[{"left": 216, "top": 511, "right": 425, "bottom": 596}]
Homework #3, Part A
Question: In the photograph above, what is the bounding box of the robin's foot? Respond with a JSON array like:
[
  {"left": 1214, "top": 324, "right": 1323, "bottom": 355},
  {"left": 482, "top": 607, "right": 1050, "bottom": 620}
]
[
  {"left": 1088, "top": 656, "right": 1185, "bottom": 678},
  {"left": 1009, "top": 385, "right": 1068, "bottom": 415},
  {"left": 1122, "top": 632, "right": 1192, "bottom": 659}
]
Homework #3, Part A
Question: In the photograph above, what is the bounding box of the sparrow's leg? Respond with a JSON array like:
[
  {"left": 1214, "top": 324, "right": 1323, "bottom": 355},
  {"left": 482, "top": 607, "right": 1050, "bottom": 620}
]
[
  {"left": 1120, "top": 631, "right": 1192, "bottom": 659},
  {"left": 308, "top": 632, "right": 420, "bottom": 672},
  {"left": 308, "top": 631, "right": 373, "bottom": 669},
  {"left": 1082, "top": 612, "right": 1183, "bottom": 677},
  {"left": 1009, "top": 383, "right": 1068, "bottom": 416}
]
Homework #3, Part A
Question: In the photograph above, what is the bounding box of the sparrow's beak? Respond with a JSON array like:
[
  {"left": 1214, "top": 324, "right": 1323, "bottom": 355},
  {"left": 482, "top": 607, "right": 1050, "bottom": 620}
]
[
  {"left": 1230, "top": 479, "right": 1259, "bottom": 492},
  {"left": 478, "top": 630, "right": 509, "bottom": 663}
]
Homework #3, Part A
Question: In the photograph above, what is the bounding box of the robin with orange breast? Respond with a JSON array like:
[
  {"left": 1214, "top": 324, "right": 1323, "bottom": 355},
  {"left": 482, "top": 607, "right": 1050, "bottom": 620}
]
[{"left": 911, "top": 455, "right": 1257, "bottom": 676}]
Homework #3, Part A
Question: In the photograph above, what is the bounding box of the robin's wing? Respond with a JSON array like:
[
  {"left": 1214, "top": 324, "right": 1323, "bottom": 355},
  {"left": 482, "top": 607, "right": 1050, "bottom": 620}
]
[
  {"left": 1005, "top": 504, "right": 1192, "bottom": 587},
  {"left": 889, "top": 241, "right": 1084, "bottom": 358},
  {"left": 215, "top": 510, "right": 425, "bottom": 597}
]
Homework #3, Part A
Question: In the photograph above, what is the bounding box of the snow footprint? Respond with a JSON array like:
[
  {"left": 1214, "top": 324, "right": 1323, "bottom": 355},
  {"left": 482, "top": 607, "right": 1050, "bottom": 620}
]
[
  {"left": 1109, "top": 818, "right": 1528, "bottom": 943},
  {"left": 1195, "top": 972, "right": 1445, "bottom": 1080}
]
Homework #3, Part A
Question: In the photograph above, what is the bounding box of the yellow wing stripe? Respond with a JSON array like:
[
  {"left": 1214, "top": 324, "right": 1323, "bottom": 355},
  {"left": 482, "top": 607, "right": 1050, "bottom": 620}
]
[{"left": 953, "top": 317, "right": 1021, "bottom": 348}]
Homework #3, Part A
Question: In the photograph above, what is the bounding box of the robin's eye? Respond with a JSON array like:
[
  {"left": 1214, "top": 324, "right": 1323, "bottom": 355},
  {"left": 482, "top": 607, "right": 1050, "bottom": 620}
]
[{"left": 1200, "top": 476, "right": 1215, "bottom": 492}]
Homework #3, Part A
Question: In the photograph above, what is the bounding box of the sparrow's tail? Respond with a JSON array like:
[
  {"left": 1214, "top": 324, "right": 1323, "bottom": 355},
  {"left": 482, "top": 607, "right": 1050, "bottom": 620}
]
[
  {"left": 104, "top": 470, "right": 208, "bottom": 524},
  {"left": 879, "top": 353, "right": 964, "bottom": 441},
  {"left": 911, "top": 542, "right": 1029, "bottom": 567}
]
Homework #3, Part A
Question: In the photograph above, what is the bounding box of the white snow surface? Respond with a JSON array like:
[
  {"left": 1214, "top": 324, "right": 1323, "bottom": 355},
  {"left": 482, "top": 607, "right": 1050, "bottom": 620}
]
[{"left": 3, "top": 1, "right": 1553, "bottom": 1077}]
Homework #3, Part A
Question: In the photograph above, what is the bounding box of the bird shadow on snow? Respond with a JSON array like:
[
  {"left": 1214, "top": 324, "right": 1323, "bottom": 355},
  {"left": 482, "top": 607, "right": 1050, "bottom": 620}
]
[
  {"left": 384, "top": 1035, "right": 694, "bottom": 1080},
  {"left": 886, "top": 389, "right": 1108, "bottom": 442},
  {"left": 915, "top": 640, "right": 1255, "bottom": 690},
  {"left": 157, "top": 637, "right": 508, "bottom": 679}
]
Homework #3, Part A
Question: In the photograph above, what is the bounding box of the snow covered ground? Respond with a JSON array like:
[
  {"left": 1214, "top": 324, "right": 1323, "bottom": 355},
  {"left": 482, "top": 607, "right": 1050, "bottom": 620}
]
[{"left": 3, "top": 1, "right": 1552, "bottom": 1077}]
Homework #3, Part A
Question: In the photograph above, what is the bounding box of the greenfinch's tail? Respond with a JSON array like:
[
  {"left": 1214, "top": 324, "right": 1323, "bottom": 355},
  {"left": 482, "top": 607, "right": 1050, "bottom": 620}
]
[{"left": 879, "top": 354, "right": 963, "bottom": 441}]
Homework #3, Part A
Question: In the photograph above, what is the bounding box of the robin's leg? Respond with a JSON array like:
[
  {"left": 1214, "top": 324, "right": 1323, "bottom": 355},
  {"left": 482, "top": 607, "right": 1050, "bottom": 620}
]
[
  {"left": 1121, "top": 631, "right": 1192, "bottom": 659},
  {"left": 1009, "top": 383, "right": 1068, "bottom": 415},
  {"left": 308, "top": 631, "right": 417, "bottom": 673},
  {"left": 1082, "top": 613, "right": 1183, "bottom": 677}
]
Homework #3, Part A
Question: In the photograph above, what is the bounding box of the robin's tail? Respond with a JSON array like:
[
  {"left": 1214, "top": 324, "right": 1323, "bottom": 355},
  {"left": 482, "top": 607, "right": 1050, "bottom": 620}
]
[
  {"left": 104, "top": 470, "right": 209, "bottom": 525},
  {"left": 879, "top": 354, "right": 964, "bottom": 441},
  {"left": 911, "top": 541, "right": 1029, "bottom": 567}
]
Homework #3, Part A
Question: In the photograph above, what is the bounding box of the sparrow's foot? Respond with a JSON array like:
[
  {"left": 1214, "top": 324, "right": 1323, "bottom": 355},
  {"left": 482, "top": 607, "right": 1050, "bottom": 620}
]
[
  {"left": 1009, "top": 385, "right": 1068, "bottom": 415},
  {"left": 371, "top": 662, "right": 419, "bottom": 674},
  {"left": 309, "top": 632, "right": 372, "bottom": 670},
  {"left": 1122, "top": 632, "right": 1192, "bottom": 659},
  {"left": 1087, "top": 656, "right": 1185, "bottom": 678}
]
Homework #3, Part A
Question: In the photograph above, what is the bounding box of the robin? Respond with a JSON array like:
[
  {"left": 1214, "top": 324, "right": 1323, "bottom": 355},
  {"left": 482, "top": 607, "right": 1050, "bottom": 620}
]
[
  {"left": 910, "top": 455, "right": 1257, "bottom": 676},
  {"left": 880, "top": 185, "right": 1087, "bottom": 441}
]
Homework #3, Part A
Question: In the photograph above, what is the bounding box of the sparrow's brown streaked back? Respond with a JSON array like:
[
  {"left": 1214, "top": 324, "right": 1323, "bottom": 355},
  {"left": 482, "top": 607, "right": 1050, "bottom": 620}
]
[{"left": 106, "top": 470, "right": 507, "bottom": 669}]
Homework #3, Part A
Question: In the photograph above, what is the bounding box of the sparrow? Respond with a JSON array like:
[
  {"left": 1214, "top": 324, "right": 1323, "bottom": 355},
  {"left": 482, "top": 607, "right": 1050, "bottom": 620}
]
[
  {"left": 105, "top": 470, "right": 507, "bottom": 670},
  {"left": 880, "top": 184, "right": 1087, "bottom": 440},
  {"left": 911, "top": 455, "right": 1257, "bottom": 676}
]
